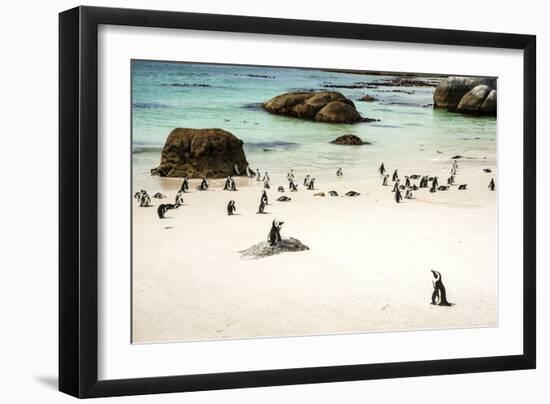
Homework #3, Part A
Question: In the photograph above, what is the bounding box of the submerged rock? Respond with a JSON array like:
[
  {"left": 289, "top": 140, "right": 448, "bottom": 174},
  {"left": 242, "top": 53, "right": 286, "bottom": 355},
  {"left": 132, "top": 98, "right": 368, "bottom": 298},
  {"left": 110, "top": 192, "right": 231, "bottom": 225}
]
[
  {"left": 330, "top": 134, "right": 370, "bottom": 145},
  {"left": 359, "top": 94, "right": 377, "bottom": 102},
  {"left": 263, "top": 91, "right": 373, "bottom": 123},
  {"left": 239, "top": 238, "right": 310, "bottom": 259},
  {"left": 151, "top": 128, "right": 248, "bottom": 178}
]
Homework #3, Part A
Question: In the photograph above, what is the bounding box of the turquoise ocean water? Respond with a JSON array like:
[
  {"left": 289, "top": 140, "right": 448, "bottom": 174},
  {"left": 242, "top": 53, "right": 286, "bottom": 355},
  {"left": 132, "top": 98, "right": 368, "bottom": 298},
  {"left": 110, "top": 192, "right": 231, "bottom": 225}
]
[{"left": 132, "top": 60, "right": 496, "bottom": 186}]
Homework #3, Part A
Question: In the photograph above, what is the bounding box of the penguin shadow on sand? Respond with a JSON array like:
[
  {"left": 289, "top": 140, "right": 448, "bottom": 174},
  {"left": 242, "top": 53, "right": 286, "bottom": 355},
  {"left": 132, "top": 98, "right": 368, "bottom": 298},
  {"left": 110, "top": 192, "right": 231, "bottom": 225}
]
[{"left": 430, "top": 270, "right": 453, "bottom": 307}]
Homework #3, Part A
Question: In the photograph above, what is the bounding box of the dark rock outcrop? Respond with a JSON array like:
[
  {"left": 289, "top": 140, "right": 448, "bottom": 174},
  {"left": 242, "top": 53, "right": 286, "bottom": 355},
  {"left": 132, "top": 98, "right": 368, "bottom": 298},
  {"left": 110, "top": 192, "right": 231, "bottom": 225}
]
[
  {"left": 433, "top": 76, "right": 497, "bottom": 115},
  {"left": 263, "top": 91, "right": 371, "bottom": 123},
  {"left": 330, "top": 134, "right": 369, "bottom": 145},
  {"left": 151, "top": 128, "right": 248, "bottom": 178}
]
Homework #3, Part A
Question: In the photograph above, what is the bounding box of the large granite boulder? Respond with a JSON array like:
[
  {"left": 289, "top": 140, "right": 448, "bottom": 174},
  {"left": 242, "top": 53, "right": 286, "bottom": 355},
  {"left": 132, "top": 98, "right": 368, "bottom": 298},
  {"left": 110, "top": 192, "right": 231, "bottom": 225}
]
[
  {"left": 263, "top": 91, "right": 370, "bottom": 123},
  {"left": 457, "top": 85, "right": 496, "bottom": 114},
  {"left": 479, "top": 89, "right": 497, "bottom": 114},
  {"left": 434, "top": 76, "right": 497, "bottom": 115},
  {"left": 150, "top": 128, "right": 248, "bottom": 178}
]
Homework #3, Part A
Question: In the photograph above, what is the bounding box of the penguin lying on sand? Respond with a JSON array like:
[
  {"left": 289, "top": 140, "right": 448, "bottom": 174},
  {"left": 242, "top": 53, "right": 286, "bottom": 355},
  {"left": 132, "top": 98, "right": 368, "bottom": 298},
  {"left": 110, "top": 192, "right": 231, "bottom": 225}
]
[
  {"left": 157, "top": 203, "right": 180, "bottom": 219},
  {"left": 277, "top": 186, "right": 285, "bottom": 193},
  {"left": 458, "top": 184, "right": 467, "bottom": 190},
  {"left": 277, "top": 196, "right": 291, "bottom": 202},
  {"left": 153, "top": 192, "right": 166, "bottom": 199},
  {"left": 345, "top": 191, "right": 360, "bottom": 197},
  {"left": 329, "top": 191, "right": 339, "bottom": 196}
]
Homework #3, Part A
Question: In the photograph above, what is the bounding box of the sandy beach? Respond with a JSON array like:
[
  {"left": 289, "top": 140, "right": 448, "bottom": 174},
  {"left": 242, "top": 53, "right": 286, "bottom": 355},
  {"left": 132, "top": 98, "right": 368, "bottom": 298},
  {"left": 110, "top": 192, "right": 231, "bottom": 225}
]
[{"left": 132, "top": 157, "right": 497, "bottom": 343}]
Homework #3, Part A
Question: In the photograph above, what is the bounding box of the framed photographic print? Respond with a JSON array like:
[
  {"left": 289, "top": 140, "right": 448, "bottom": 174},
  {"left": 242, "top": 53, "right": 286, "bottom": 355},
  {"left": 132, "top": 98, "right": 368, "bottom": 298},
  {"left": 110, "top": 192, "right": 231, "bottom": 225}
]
[{"left": 59, "top": 6, "right": 536, "bottom": 398}]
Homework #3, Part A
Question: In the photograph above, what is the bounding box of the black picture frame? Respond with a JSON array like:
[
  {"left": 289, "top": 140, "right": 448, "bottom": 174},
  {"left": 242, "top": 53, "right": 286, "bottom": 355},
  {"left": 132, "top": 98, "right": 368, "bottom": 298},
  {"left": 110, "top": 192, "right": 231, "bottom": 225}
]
[{"left": 59, "top": 6, "right": 536, "bottom": 398}]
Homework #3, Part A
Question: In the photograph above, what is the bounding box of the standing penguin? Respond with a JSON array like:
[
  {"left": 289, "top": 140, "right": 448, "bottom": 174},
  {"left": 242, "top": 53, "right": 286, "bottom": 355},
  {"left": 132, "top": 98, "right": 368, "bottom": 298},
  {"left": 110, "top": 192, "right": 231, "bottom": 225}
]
[
  {"left": 430, "top": 270, "right": 451, "bottom": 306},
  {"left": 432, "top": 176, "right": 439, "bottom": 188},
  {"left": 230, "top": 177, "right": 237, "bottom": 191},
  {"left": 303, "top": 175, "right": 310, "bottom": 187},
  {"left": 227, "top": 200, "right": 236, "bottom": 216},
  {"left": 138, "top": 190, "right": 151, "bottom": 207},
  {"left": 287, "top": 169, "right": 295, "bottom": 181},
  {"left": 382, "top": 174, "right": 389, "bottom": 186},
  {"left": 392, "top": 180, "right": 400, "bottom": 192},
  {"left": 395, "top": 188, "right": 403, "bottom": 203},
  {"left": 336, "top": 168, "right": 343, "bottom": 177},
  {"left": 405, "top": 176, "right": 411, "bottom": 188},
  {"left": 256, "top": 169, "right": 261, "bottom": 181},
  {"left": 307, "top": 178, "right": 315, "bottom": 190},
  {"left": 257, "top": 199, "right": 266, "bottom": 214},
  {"left": 267, "top": 220, "right": 283, "bottom": 246},
  {"left": 180, "top": 177, "right": 189, "bottom": 193},
  {"left": 223, "top": 176, "right": 232, "bottom": 190},
  {"left": 379, "top": 163, "right": 386, "bottom": 177},
  {"left": 488, "top": 178, "right": 496, "bottom": 191},
  {"left": 175, "top": 190, "right": 184, "bottom": 206},
  {"left": 198, "top": 177, "right": 208, "bottom": 191},
  {"left": 392, "top": 169, "right": 399, "bottom": 182}
]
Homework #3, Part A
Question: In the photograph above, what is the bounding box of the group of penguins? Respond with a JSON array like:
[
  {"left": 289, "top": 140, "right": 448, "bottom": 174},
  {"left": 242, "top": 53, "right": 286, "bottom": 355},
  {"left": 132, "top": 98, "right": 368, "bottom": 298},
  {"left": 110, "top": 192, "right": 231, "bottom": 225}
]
[
  {"left": 379, "top": 160, "right": 497, "bottom": 204},
  {"left": 135, "top": 163, "right": 489, "bottom": 306},
  {"left": 135, "top": 159, "right": 497, "bottom": 218}
]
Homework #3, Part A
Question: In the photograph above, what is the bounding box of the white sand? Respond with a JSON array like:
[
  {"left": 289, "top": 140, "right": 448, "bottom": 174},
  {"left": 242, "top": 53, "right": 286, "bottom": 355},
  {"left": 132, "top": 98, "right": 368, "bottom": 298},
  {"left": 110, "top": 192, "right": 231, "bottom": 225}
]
[{"left": 132, "top": 159, "right": 497, "bottom": 343}]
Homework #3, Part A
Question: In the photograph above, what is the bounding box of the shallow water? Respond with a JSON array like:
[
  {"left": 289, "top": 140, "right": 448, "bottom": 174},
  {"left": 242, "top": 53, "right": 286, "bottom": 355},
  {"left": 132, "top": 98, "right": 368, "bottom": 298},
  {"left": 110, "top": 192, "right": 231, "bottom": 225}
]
[{"left": 132, "top": 60, "right": 496, "bottom": 188}]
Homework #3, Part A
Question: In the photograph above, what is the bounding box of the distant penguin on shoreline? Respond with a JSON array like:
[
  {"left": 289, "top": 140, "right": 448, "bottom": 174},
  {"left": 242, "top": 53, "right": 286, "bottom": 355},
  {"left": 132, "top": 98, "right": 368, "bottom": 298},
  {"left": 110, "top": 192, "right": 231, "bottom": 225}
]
[
  {"left": 379, "top": 163, "right": 386, "bottom": 177},
  {"left": 175, "top": 190, "right": 184, "bottom": 205},
  {"left": 395, "top": 188, "right": 403, "bottom": 203},
  {"left": 336, "top": 168, "right": 343, "bottom": 176},
  {"left": 180, "top": 177, "right": 189, "bottom": 193},
  {"left": 198, "top": 177, "right": 208, "bottom": 191},
  {"left": 488, "top": 178, "right": 496, "bottom": 191},
  {"left": 392, "top": 169, "right": 399, "bottom": 182}
]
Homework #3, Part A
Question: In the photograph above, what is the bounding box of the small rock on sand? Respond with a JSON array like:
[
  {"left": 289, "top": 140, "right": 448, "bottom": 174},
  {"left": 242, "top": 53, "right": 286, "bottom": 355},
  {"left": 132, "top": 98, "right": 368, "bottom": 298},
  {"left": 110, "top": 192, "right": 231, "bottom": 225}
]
[{"left": 240, "top": 238, "right": 310, "bottom": 259}]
